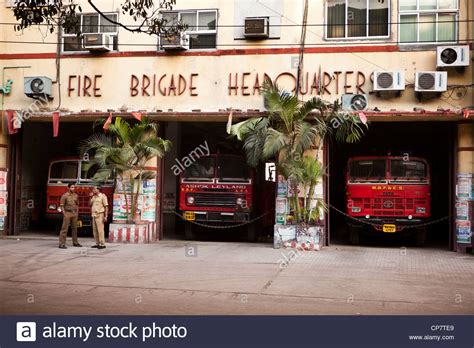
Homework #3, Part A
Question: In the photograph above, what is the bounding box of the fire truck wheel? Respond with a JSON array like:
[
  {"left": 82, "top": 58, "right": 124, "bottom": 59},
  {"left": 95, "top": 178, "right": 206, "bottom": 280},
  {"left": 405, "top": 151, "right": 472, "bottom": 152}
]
[
  {"left": 414, "top": 228, "right": 427, "bottom": 247},
  {"left": 185, "top": 223, "right": 194, "bottom": 240},
  {"left": 247, "top": 224, "right": 257, "bottom": 242},
  {"left": 349, "top": 226, "right": 360, "bottom": 245}
]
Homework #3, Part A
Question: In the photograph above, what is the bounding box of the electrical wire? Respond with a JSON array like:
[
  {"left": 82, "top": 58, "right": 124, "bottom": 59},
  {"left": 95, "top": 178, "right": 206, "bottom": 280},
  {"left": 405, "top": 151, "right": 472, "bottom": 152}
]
[
  {"left": 2, "top": 38, "right": 474, "bottom": 46},
  {"left": 2, "top": 19, "right": 473, "bottom": 28},
  {"left": 2, "top": 6, "right": 472, "bottom": 112}
]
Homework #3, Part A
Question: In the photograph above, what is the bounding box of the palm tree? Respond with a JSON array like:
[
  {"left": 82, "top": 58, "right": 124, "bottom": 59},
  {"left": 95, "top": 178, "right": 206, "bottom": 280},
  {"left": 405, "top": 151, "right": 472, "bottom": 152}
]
[
  {"left": 80, "top": 117, "right": 171, "bottom": 223},
  {"left": 231, "top": 79, "right": 367, "bottom": 225}
]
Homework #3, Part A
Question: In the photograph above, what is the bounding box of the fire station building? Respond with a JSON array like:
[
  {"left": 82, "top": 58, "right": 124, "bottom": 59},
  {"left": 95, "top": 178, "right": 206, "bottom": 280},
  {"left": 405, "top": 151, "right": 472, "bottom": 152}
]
[{"left": 0, "top": 0, "right": 473, "bottom": 251}]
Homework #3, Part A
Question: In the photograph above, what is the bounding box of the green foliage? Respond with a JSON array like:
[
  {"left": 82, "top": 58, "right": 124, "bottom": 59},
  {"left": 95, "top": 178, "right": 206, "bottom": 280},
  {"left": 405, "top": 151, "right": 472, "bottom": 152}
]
[
  {"left": 12, "top": 0, "right": 186, "bottom": 37},
  {"left": 80, "top": 117, "right": 171, "bottom": 222},
  {"left": 230, "top": 79, "right": 368, "bottom": 225}
]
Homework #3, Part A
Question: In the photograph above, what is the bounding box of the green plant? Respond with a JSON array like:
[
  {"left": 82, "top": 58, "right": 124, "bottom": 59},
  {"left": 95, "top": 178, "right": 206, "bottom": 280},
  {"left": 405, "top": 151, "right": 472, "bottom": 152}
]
[
  {"left": 280, "top": 155, "right": 327, "bottom": 224},
  {"left": 231, "top": 79, "right": 367, "bottom": 224},
  {"left": 80, "top": 117, "right": 171, "bottom": 222}
]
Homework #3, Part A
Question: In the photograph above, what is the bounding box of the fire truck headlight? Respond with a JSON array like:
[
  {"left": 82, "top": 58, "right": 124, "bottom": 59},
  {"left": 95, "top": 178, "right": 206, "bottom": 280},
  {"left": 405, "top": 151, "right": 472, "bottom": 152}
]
[
  {"left": 416, "top": 207, "right": 426, "bottom": 214},
  {"left": 186, "top": 196, "right": 195, "bottom": 205},
  {"left": 365, "top": 215, "right": 370, "bottom": 219},
  {"left": 48, "top": 204, "right": 57, "bottom": 210},
  {"left": 408, "top": 215, "right": 413, "bottom": 220},
  {"left": 351, "top": 206, "right": 361, "bottom": 213},
  {"left": 236, "top": 198, "right": 243, "bottom": 205}
]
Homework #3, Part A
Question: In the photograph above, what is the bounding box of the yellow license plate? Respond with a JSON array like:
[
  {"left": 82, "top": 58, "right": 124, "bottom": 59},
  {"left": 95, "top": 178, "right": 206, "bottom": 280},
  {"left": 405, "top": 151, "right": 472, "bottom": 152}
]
[
  {"left": 77, "top": 220, "right": 83, "bottom": 228},
  {"left": 184, "top": 211, "right": 195, "bottom": 221},
  {"left": 382, "top": 224, "right": 396, "bottom": 233}
]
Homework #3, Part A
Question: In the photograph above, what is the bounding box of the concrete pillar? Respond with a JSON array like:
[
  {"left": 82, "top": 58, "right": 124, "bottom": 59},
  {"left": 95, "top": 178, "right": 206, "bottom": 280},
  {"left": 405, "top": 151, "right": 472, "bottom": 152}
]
[
  {"left": 455, "top": 122, "right": 474, "bottom": 250},
  {"left": 457, "top": 122, "right": 474, "bottom": 174},
  {"left": 162, "top": 122, "right": 180, "bottom": 236},
  {"left": 0, "top": 132, "right": 8, "bottom": 233}
]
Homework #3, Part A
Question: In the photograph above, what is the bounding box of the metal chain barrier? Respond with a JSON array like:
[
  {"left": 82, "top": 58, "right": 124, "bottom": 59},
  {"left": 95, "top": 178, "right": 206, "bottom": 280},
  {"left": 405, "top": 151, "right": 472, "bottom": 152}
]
[
  {"left": 329, "top": 204, "right": 450, "bottom": 229},
  {"left": 173, "top": 210, "right": 273, "bottom": 229}
]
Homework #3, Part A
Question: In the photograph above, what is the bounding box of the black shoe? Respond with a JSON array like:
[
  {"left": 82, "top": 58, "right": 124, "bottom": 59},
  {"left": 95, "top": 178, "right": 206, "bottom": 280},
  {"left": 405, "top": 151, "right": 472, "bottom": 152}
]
[
  {"left": 91, "top": 245, "right": 99, "bottom": 248},
  {"left": 73, "top": 243, "right": 82, "bottom": 247},
  {"left": 58, "top": 245, "right": 67, "bottom": 249},
  {"left": 98, "top": 245, "right": 106, "bottom": 249}
]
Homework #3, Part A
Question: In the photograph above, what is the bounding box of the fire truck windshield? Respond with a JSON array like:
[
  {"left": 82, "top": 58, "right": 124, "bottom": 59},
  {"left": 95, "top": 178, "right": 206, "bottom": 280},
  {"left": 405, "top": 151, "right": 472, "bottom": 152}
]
[
  {"left": 390, "top": 160, "right": 427, "bottom": 180},
  {"left": 184, "top": 156, "right": 215, "bottom": 179},
  {"left": 217, "top": 156, "right": 251, "bottom": 182},
  {"left": 348, "top": 160, "right": 386, "bottom": 181},
  {"left": 49, "top": 161, "right": 78, "bottom": 182}
]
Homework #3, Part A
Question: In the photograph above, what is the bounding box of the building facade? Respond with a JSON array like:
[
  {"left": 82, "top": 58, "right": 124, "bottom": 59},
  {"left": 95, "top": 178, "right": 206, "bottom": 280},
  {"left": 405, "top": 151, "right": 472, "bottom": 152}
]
[{"left": 0, "top": 0, "right": 473, "bottom": 250}]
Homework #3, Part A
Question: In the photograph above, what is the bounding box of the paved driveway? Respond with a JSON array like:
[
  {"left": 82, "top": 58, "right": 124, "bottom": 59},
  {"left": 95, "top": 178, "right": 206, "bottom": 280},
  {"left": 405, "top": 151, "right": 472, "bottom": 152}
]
[{"left": 0, "top": 237, "right": 473, "bottom": 314}]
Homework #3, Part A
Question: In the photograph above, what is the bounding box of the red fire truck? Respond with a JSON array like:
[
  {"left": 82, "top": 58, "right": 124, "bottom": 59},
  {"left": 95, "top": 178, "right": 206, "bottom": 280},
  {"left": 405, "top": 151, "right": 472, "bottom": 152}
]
[
  {"left": 45, "top": 158, "right": 114, "bottom": 230},
  {"left": 346, "top": 156, "right": 431, "bottom": 245},
  {"left": 179, "top": 154, "right": 258, "bottom": 241}
]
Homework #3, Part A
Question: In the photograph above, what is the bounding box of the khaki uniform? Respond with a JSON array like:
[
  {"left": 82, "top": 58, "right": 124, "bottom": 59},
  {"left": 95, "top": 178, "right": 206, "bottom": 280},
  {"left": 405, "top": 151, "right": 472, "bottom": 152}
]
[
  {"left": 59, "top": 191, "right": 79, "bottom": 246},
  {"left": 90, "top": 193, "right": 109, "bottom": 246}
]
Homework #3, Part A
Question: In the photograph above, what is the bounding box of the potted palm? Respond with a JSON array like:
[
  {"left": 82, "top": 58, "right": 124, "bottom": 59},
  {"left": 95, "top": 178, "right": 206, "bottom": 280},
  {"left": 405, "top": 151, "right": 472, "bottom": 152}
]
[
  {"left": 81, "top": 117, "right": 171, "bottom": 224},
  {"left": 231, "top": 80, "right": 367, "bottom": 249}
]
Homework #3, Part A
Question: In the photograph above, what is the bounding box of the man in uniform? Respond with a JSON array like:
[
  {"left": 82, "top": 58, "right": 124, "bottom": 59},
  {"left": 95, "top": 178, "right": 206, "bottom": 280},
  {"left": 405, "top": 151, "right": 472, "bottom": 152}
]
[
  {"left": 58, "top": 183, "right": 82, "bottom": 249},
  {"left": 90, "top": 185, "right": 109, "bottom": 249}
]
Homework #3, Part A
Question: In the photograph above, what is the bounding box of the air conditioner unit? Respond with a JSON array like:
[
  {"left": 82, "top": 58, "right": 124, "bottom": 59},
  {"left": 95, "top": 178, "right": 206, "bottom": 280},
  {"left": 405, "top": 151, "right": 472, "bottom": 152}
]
[
  {"left": 83, "top": 33, "right": 113, "bottom": 52},
  {"left": 342, "top": 94, "right": 368, "bottom": 111},
  {"left": 373, "top": 71, "right": 405, "bottom": 91},
  {"left": 160, "top": 32, "right": 189, "bottom": 50},
  {"left": 415, "top": 71, "right": 447, "bottom": 92},
  {"left": 24, "top": 76, "right": 53, "bottom": 99},
  {"left": 244, "top": 17, "right": 269, "bottom": 39},
  {"left": 437, "top": 45, "right": 470, "bottom": 68}
]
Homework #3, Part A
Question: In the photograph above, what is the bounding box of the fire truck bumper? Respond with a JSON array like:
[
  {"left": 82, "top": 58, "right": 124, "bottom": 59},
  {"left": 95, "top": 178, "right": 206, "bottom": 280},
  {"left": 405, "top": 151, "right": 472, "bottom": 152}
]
[
  {"left": 184, "top": 211, "right": 251, "bottom": 223},
  {"left": 349, "top": 217, "right": 426, "bottom": 232}
]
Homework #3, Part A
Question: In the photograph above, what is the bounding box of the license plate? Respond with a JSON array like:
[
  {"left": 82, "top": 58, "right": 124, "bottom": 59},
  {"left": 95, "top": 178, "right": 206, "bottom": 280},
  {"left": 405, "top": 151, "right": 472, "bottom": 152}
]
[
  {"left": 382, "top": 224, "right": 396, "bottom": 233},
  {"left": 184, "top": 211, "right": 195, "bottom": 221},
  {"left": 76, "top": 220, "right": 83, "bottom": 228}
]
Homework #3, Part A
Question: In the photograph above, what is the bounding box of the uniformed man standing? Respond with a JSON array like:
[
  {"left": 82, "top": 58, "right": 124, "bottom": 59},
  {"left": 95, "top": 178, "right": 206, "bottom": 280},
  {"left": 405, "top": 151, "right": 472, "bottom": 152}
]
[
  {"left": 90, "top": 185, "right": 109, "bottom": 249},
  {"left": 58, "top": 183, "right": 82, "bottom": 249}
]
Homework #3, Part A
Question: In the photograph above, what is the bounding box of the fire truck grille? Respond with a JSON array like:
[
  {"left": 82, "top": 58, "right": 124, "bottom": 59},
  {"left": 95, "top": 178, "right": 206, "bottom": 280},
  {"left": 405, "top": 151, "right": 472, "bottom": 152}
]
[
  {"left": 78, "top": 195, "right": 91, "bottom": 214},
  {"left": 193, "top": 193, "right": 237, "bottom": 207},
  {"left": 373, "top": 198, "right": 404, "bottom": 216}
]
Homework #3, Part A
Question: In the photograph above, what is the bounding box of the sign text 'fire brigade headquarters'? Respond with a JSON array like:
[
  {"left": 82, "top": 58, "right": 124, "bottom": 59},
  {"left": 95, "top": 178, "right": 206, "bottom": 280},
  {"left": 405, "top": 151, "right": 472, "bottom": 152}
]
[{"left": 66, "top": 70, "right": 371, "bottom": 98}]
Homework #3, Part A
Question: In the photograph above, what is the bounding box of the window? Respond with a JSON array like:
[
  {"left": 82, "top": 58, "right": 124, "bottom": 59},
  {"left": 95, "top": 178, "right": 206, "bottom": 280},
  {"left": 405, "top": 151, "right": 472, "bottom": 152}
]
[
  {"left": 399, "top": 0, "right": 458, "bottom": 44},
  {"left": 49, "top": 161, "right": 79, "bottom": 181},
  {"left": 184, "top": 157, "right": 216, "bottom": 179},
  {"left": 390, "top": 160, "right": 427, "bottom": 179},
  {"left": 217, "top": 156, "right": 251, "bottom": 182},
  {"left": 62, "top": 13, "right": 118, "bottom": 52},
  {"left": 348, "top": 160, "right": 386, "bottom": 179},
  {"left": 326, "top": 0, "right": 389, "bottom": 39},
  {"left": 161, "top": 10, "right": 217, "bottom": 49}
]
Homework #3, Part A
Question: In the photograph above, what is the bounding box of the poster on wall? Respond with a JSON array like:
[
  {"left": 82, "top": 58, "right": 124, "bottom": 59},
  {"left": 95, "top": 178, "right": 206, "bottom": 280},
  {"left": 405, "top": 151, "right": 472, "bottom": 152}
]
[
  {"left": 275, "top": 197, "right": 287, "bottom": 224},
  {"left": 141, "top": 194, "right": 156, "bottom": 222},
  {"left": 456, "top": 174, "right": 472, "bottom": 199},
  {"left": 455, "top": 200, "right": 470, "bottom": 221},
  {"left": 456, "top": 221, "right": 472, "bottom": 244},
  {"left": 142, "top": 179, "right": 157, "bottom": 195},
  {"left": 112, "top": 194, "right": 143, "bottom": 222},
  {"left": 0, "top": 191, "right": 7, "bottom": 217},
  {"left": 0, "top": 171, "right": 7, "bottom": 191},
  {"left": 277, "top": 175, "right": 288, "bottom": 197},
  {"left": 115, "top": 178, "right": 157, "bottom": 195}
]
